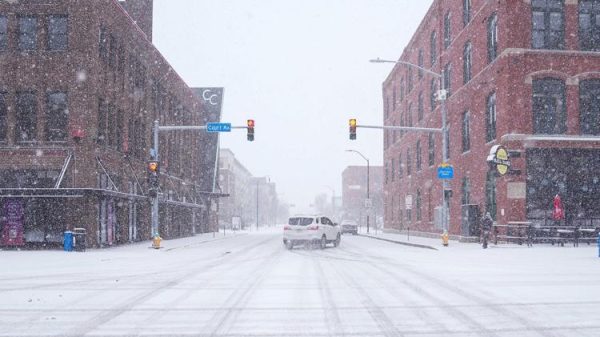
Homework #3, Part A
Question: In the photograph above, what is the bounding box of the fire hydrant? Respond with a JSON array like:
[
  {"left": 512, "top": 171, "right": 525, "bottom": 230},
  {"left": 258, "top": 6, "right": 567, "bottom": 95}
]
[
  {"left": 441, "top": 231, "right": 449, "bottom": 247},
  {"left": 152, "top": 235, "right": 162, "bottom": 249}
]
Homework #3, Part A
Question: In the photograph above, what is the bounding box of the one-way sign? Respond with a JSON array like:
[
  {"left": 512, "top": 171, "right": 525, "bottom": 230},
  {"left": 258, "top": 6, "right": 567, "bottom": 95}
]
[{"left": 206, "top": 122, "right": 231, "bottom": 132}]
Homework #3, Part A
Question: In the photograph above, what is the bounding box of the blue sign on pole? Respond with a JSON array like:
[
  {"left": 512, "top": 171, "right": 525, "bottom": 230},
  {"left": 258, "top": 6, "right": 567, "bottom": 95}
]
[
  {"left": 437, "top": 166, "right": 454, "bottom": 179},
  {"left": 206, "top": 122, "right": 231, "bottom": 132}
]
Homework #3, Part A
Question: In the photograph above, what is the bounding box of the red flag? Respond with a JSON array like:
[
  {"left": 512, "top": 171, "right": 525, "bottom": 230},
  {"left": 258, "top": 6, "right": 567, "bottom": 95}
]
[{"left": 552, "top": 194, "right": 564, "bottom": 220}]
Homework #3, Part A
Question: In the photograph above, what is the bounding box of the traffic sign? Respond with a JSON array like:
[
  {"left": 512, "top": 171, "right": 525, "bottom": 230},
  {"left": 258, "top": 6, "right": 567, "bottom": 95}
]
[
  {"left": 207, "top": 122, "right": 232, "bottom": 132},
  {"left": 364, "top": 198, "right": 372, "bottom": 208},
  {"left": 437, "top": 165, "right": 454, "bottom": 179}
]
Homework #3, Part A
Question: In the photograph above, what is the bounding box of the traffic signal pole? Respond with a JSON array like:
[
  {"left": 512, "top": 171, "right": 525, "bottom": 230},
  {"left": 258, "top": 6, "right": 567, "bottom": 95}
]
[{"left": 150, "top": 120, "right": 252, "bottom": 240}]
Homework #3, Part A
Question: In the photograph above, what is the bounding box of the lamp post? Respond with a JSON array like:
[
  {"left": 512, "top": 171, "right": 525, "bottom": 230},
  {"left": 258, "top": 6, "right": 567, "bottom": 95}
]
[
  {"left": 255, "top": 176, "right": 270, "bottom": 231},
  {"left": 369, "top": 58, "right": 450, "bottom": 236},
  {"left": 346, "top": 150, "right": 370, "bottom": 233},
  {"left": 322, "top": 185, "right": 336, "bottom": 220}
]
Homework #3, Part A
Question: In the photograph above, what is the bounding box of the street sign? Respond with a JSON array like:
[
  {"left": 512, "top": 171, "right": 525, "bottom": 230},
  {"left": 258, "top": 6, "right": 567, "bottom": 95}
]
[
  {"left": 206, "top": 122, "right": 232, "bottom": 132},
  {"left": 437, "top": 164, "right": 454, "bottom": 179},
  {"left": 405, "top": 195, "right": 413, "bottom": 210},
  {"left": 364, "top": 198, "right": 372, "bottom": 208}
]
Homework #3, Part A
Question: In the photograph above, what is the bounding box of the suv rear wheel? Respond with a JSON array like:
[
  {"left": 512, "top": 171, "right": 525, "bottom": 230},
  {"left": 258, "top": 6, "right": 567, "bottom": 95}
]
[
  {"left": 333, "top": 233, "right": 341, "bottom": 247},
  {"left": 320, "top": 235, "right": 327, "bottom": 249}
]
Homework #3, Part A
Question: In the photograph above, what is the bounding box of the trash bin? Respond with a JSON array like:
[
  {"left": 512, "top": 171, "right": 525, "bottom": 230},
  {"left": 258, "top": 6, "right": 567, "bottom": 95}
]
[
  {"left": 63, "top": 231, "right": 73, "bottom": 252},
  {"left": 73, "top": 228, "right": 87, "bottom": 252}
]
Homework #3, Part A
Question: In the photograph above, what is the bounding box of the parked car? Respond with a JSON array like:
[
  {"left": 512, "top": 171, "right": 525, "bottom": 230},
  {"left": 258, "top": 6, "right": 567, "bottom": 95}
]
[
  {"left": 283, "top": 215, "right": 341, "bottom": 250},
  {"left": 340, "top": 220, "right": 358, "bottom": 235}
]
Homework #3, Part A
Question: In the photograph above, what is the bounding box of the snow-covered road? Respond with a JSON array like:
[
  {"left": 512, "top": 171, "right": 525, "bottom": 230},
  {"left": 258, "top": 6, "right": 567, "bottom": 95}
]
[{"left": 1, "top": 231, "right": 600, "bottom": 336}]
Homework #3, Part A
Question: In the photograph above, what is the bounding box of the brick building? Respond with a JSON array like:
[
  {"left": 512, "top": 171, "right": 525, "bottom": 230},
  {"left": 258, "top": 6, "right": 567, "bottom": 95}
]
[
  {"left": 342, "top": 166, "right": 383, "bottom": 229},
  {"left": 0, "top": 0, "right": 223, "bottom": 248},
  {"left": 382, "top": 0, "right": 600, "bottom": 236}
]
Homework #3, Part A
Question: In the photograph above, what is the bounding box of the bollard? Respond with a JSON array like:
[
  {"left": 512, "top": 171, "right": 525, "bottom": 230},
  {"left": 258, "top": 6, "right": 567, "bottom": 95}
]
[
  {"left": 152, "top": 235, "right": 162, "bottom": 249},
  {"left": 442, "top": 231, "right": 449, "bottom": 247}
]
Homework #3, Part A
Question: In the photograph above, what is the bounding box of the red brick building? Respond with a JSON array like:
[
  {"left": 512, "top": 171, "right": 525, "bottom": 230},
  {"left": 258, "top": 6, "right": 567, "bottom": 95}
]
[
  {"left": 0, "top": 0, "right": 223, "bottom": 248},
  {"left": 342, "top": 166, "right": 383, "bottom": 229},
  {"left": 382, "top": 0, "right": 600, "bottom": 236}
]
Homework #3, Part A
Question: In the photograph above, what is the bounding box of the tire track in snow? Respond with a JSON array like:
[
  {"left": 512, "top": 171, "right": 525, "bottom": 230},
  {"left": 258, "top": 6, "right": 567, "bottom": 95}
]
[{"left": 57, "top": 234, "right": 277, "bottom": 337}]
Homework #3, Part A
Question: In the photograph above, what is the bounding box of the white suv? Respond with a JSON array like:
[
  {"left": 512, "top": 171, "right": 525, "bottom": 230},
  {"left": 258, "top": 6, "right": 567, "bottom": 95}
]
[{"left": 283, "top": 215, "right": 341, "bottom": 250}]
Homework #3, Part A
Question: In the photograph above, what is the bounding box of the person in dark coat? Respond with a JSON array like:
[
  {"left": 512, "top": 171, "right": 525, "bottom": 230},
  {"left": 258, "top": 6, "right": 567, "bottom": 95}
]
[
  {"left": 526, "top": 224, "right": 534, "bottom": 247},
  {"left": 573, "top": 224, "right": 580, "bottom": 247}
]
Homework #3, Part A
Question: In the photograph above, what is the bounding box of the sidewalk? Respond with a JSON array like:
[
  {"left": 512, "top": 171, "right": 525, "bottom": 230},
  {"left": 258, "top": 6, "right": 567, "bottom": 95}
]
[{"left": 359, "top": 229, "right": 470, "bottom": 250}]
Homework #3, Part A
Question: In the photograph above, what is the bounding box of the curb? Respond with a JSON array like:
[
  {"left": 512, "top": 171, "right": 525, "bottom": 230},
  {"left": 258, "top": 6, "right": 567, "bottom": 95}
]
[
  {"left": 358, "top": 234, "right": 438, "bottom": 250},
  {"left": 163, "top": 232, "right": 249, "bottom": 252}
]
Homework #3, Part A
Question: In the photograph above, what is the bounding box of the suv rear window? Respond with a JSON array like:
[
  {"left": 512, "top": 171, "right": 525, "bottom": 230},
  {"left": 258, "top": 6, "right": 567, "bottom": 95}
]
[{"left": 288, "top": 217, "right": 313, "bottom": 226}]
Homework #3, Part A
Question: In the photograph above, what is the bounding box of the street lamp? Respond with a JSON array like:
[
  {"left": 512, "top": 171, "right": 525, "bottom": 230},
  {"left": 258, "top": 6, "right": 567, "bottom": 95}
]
[
  {"left": 346, "top": 149, "right": 371, "bottom": 234},
  {"left": 255, "top": 176, "right": 270, "bottom": 231},
  {"left": 370, "top": 57, "right": 450, "bottom": 236},
  {"left": 322, "top": 185, "right": 336, "bottom": 220}
]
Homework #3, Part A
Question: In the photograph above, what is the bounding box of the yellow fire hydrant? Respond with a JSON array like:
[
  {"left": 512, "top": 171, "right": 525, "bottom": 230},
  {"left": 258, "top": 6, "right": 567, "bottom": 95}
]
[
  {"left": 441, "top": 231, "right": 449, "bottom": 247},
  {"left": 152, "top": 235, "right": 162, "bottom": 249}
]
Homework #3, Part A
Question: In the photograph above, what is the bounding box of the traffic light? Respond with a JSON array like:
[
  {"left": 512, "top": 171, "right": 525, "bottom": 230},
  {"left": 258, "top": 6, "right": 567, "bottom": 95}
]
[
  {"left": 247, "top": 119, "right": 255, "bottom": 141},
  {"left": 147, "top": 160, "right": 160, "bottom": 197},
  {"left": 349, "top": 118, "right": 357, "bottom": 140}
]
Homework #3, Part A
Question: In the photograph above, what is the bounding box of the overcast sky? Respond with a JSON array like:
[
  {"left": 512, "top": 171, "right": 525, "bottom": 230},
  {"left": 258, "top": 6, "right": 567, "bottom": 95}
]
[{"left": 153, "top": 0, "right": 433, "bottom": 213}]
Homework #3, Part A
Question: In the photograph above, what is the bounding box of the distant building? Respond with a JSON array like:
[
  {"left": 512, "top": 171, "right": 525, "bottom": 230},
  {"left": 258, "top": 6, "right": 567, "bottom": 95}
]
[
  {"left": 381, "top": 0, "right": 600, "bottom": 236},
  {"left": 251, "top": 177, "right": 278, "bottom": 227},
  {"left": 0, "top": 0, "right": 224, "bottom": 248},
  {"left": 342, "top": 166, "right": 383, "bottom": 229},
  {"left": 219, "top": 149, "right": 254, "bottom": 229}
]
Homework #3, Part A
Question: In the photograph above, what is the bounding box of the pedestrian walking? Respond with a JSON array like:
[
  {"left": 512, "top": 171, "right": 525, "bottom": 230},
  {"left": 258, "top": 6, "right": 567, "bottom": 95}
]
[
  {"left": 481, "top": 212, "right": 493, "bottom": 249},
  {"left": 573, "top": 224, "right": 580, "bottom": 247},
  {"left": 526, "top": 224, "right": 534, "bottom": 247}
]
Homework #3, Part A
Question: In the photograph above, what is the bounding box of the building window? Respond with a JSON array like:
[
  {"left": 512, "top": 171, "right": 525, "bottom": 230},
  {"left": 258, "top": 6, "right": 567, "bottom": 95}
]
[
  {"left": 463, "top": 42, "right": 472, "bottom": 84},
  {"left": 428, "top": 133, "right": 435, "bottom": 166},
  {"left": 392, "top": 86, "right": 396, "bottom": 111},
  {"left": 97, "top": 98, "right": 108, "bottom": 145},
  {"left": 408, "top": 68, "right": 413, "bottom": 92},
  {"left": 463, "top": 0, "right": 472, "bottom": 27},
  {"left": 391, "top": 159, "right": 395, "bottom": 182},
  {"left": 580, "top": 79, "right": 600, "bottom": 135},
  {"left": 408, "top": 103, "right": 413, "bottom": 127},
  {"left": 99, "top": 26, "right": 108, "bottom": 61},
  {"left": 461, "top": 177, "right": 471, "bottom": 205},
  {"left": 487, "top": 14, "right": 498, "bottom": 62},
  {"left": 406, "top": 148, "right": 412, "bottom": 176},
  {"left": 430, "top": 78, "right": 437, "bottom": 111},
  {"left": 430, "top": 31, "right": 437, "bottom": 66},
  {"left": 108, "top": 34, "right": 117, "bottom": 69},
  {"left": 48, "top": 15, "right": 67, "bottom": 51},
  {"left": 418, "top": 49, "right": 424, "bottom": 79},
  {"left": 398, "top": 154, "right": 403, "bottom": 179},
  {"left": 443, "top": 63, "right": 452, "bottom": 97},
  {"left": 416, "top": 140, "right": 422, "bottom": 171},
  {"left": 385, "top": 96, "right": 389, "bottom": 119},
  {"left": 486, "top": 92, "right": 497, "bottom": 142},
  {"left": 485, "top": 170, "right": 497, "bottom": 219},
  {"left": 579, "top": 0, "right": 600, "bottom": 51},
  {"left": 0, "top": 92, "right": 6, "bottom": 141},
  {"left": 46, "top": 92, "right": 68, "bottom": 142},
  {"left": 18, "top": 16, "right": 37, "bottom": 51},
  {"left": 462, "top": 111, "right": 471, "bottom": 152},
  {"left": 0, "top": 16, "right": 7, "bottom": 51},
  {"left": 418, "top": 92, "right": 424, "bottom": 122},
  {"left": 385, "top": 163, "right": 389, "bottom": 185},
  {"left": 416, "top": 189, "right": 422, "bottom": 221},
  {"left": 532, "top": 0, "right": 564, "bottom": 49},
  {"left": 533, "top": 78, "right": 566, "bottom": 134},
  {"left": 400, "top": 79, "right": 405, "bottom": 102},
  {"left": 16, "top": 91, "right": 37, "bottom": 142},
  {"left": 444, "top": 12, "right": 452, "bottom": 49}
]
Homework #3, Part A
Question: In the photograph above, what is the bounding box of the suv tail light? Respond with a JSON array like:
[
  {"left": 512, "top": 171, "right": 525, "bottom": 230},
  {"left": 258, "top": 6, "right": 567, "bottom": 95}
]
[
  {"left": 307, "top": 225, "right": 319, "bottom": 231},
  {"left": 283, "top": 226, "right": 291, "bottom": 231}
]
